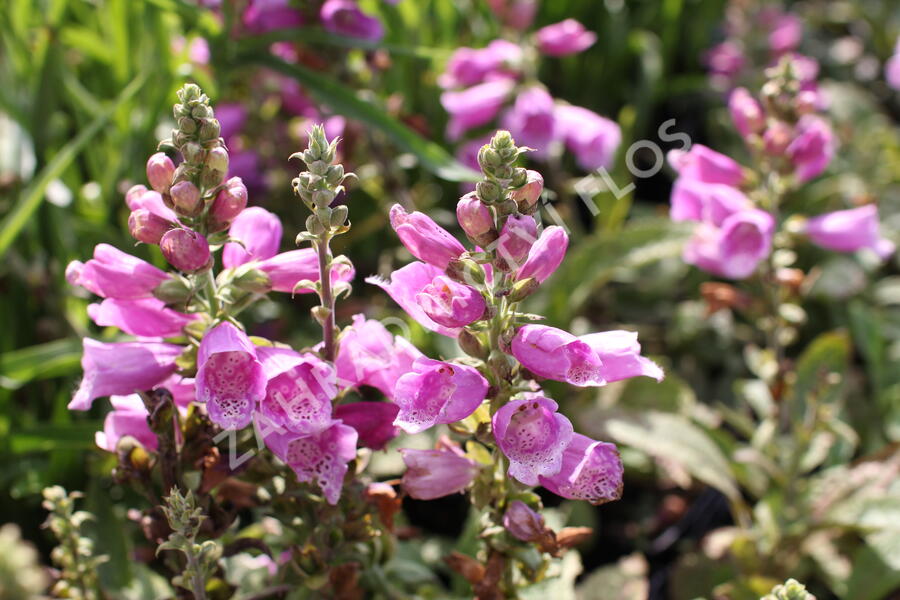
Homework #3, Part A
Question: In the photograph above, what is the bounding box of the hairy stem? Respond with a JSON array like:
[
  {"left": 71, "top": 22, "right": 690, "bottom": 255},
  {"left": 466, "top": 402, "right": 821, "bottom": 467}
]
[{"left": 317, "top": 234, "right": 336, "bottom": 362}]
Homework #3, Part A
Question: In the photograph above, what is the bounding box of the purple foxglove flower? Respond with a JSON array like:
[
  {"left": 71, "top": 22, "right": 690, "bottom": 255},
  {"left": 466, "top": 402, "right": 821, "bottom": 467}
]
[
  {"left": 509, "top": 169, "right": 543, "bottom": 213},
  {"left": 416, "top": 276, "right": 485, "bottom": 329},
  {"left": 553, "top": 105, "right": 621, "bottom": 171},
  {"left": 126, "top": 187, "right": 177, "bottom": 222},
  {"left": 667, "top": 144, "right": 745, "bottom": 187},
  {"left": 320, "top": 0, "right": 384, "bottom": 42},
  {"left": 393, "top": 357, "right": 488, "bottom": 433},
  {"left": 486, "top": 0, "right": 536, "bottom": 31},
  {"left": 492, "top": 395, "right": 574, "bottom": 485},
  {"left": 261, "top": 418, "right": 358, "bottom": 505},
  {"left": 333, "top": 402, "right": 400, "bottom": 450},
  {"left": 223, "top": 206, "right": 283, "bottom": 268},
  {"left": 242, "top": 0, "right": 304, "bottom": 33},
  {"left": 256, "top": 249, "right": 355, "bottom": 294},
  {"left": 683, "top": 209, "right": 775, "bottom": 280},
  {"left": 257, "top": 347, "right": 337, "bottom": 435},
  {"left": 439, "top": 40, "right": 522, "bottom": 89},
  {"left": 728, "top": 87, "right": 765, "bottom": 138},
  {"left": 887, "top": 47, "right": 900, "bottom": 91},
  {"left": 216, "top": 103, "right": 247, "bottom": 140},
  {"left": 768, "top": 13, "right": 802, "bottom": 54},
  {"left": 70, "top": 339, "right": 183, "bottom": 410},
  {"left": 146, "top": 152, "right": 174, "bottom": 193},
  {"left": 456, "top": 193, "right": 496, "bottom": 242},
  {"left": 209, "top": 177, "right": 249, "bottom": 228},
  {"left": 538, "top": 434, "right": 623, "bottom": 505},
  {"left": 786, "top": 115, "right": 834, "bottom": 182},
  {"left": 169, "top": 180, "right": 202, "bottom": 217},
  {"left": 335, "top": 314, "right": 424, "bottom": 398},
  {"left": 196, "top": 322, "right": 267, "bottom": 430},
  {"left": 496, "top": 214, "right": 538, "bottom": 270},
  {"left": 87, "top": 298, "right": 196, "bottom": 338},
  {"left": 511, "top": 325, "right": 604, "bottom": 386},
  {"left": 501, "top": 87, "right": 556, "bottom": 156},
  {"left": 95, "top": 395, "right": 157, "bottom": 453},
  {"left": 66, "top": 244, "right": 168, "bottom": 299},
  {"left": 441, "top": 79, "right": 515, "bottom": 141},
  {"left": 128, "top": 209, "right": 173, "bottom": 244},
  {"left": 515, "top": 226, "right": 568, "bottom": 283},
  {"left": 400, "top": 446, "right": 479, "bottom": 500},
  {"left": 503, "top": 500, "right": 546, "bottom": 542},
  {"left": 669, "top": 178, "right": 752, "bottom": 226},
  {"left": 367, "top": 261, "right": 464, "bottom": 337},
  {"left": 535, "top": 19, "right": 597, "bottom": 57},
  {"left": 704, "top": 41, "right": 745, "bottom": 80},
  {"left": 160, "top": 228, "right": 211, "bottom": 272},
  {"left": 579, "top": 331, "right": 664, "bottom": 383},
  {"left": 805, "top": 205, "right": 895, "bottom": 259},
  {"left": 388, "top": 204, "right": 466, "bottom": 269}
]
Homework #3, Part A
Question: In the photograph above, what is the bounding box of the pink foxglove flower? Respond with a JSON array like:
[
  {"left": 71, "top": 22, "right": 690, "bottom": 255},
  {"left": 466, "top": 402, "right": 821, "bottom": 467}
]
[
  {"left": 553, "top": 105, "right": 621, "bottom": 171},
  {"left": 393, "top": 357, "right": 488, "bottom": 433},
  {"left": 416, "top": 276, "right": 486, "bottom": 329},
  {"left": 320, "top": 0, "right": 384, "bottom": 42},
  {"left": 209, "top": 177, "right": 249, "bottom": 227},
  {"left": 70, "top": 339, "right": 183, "bottom": 410},
  {"left": 223, "top": 206, "right": 283, "bottom": 268},
  {"left": 768, "top": 13, "right": 802, "bottom": 55},
  {"left": 503, "top": 500, "right": 546, "bottom": 542},
  {"left": 333, "top": 402, "right": 400, "bottom": 450},
  {"left": 196, "top": 322, "right": 267, "bottom": 430},
  {"left": 160, "top": 228, "right": 211, "bottom": 272},
  {"left": 486, "top": 0, "right": 537, "bottom": 31},
  {"left": 439, "top": 40, "right": 522, "bottom": 89},
  {"left": 335, "top": 314, "right": 424, "bottom": 398},
  {"left": 441, "top": 79, "right": 515, "bottom": 141},
  {"left": 579, "top": 331, "right": 664, "bottom": 383},
  {"left": 95, "top": 395, "right": 158, "bottom": 453},
  {"left": 501, "top": 87, "right": 556, "bottom": 156},
  {"left": 511, "top": 325, "right": 604, "bottom": 386},
  {"left": 516, "top": 226, "right": 568, "bottom": 283},
  {"left": 256, "top": 249, "right": 354, "bottom": 294},
  {"left": 87, "top": 298, "right": 196, "bottom": 338},
  {"left": 496, "top": 214, "right": 538, "bottom": 269},
  {"left": 492, "top": 395, "right": 574, "bottom": 486},
  {"left": 668, "top": 144, "right": 745, "bottom": 187},
  {"left": 367, "top": 262, "right": 464, "bottom": 337},
  {"left": 257, "top": 347, "right": 337, "bottom": 435},
  {"left": 66, "top": 244, "right": 168, "bottom": 299},
  {"left": 538, "top": 433, "right": 624, "bottom": 505},
  {"left": 262, "top": 418, "right": 358, "bottom": 505},
  {"left": 242, "top": 0, "right": 304, "bottom": 33},
  {"left": 126, "top": 187, "right": 177, "bottom": 222},
  {"left": 535, "top": 19, "right": 597, "bottom": 57},
  {"left": 146, "top": 152, "right": 175, "bottom": 194},
  {"left": 805, "top": 205, "right": 895, "bottom": 259},
  {"left": 683, "top": 209, "right": 775, "bottom": 279},
  {"left": 388, "top": 204, "right": 466, "bottom": 269},
  {"left": 728, "top": 87, "right": 765, "bottom": 138},
  {"left": 786, "top": 115, "right": 834, "bottom": 182},
  {"left": 704, "top": 41, "right": 745, "bottom": 81},
  {"left": 400, "top": 445, "right": 479, "bottom": 500},
  {"left": 887, "top": 40, "right": 900, "bottom": 90},
  {"left": 456, "top": 192, "right": 496, "bottom": 243},
  {"left": 669, "top": 178, "right": 753, "bottom": 226},
  {"left": 128, "top": 209, "right": 173, "bottom": 245}
]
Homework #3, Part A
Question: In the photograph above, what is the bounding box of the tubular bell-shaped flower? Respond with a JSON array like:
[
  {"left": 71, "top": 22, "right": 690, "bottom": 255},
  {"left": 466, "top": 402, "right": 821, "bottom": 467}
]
[
  {"left": 538, "top": 434, "right": 624, "bottom": 505},
  {"left": 492, "top": 396, "right": 574, "bottom": 486},
  {"left": 223, "top": 206, "right": 283, "bottom": 268},
  {"left": 400, "top": 442, "right": 480, "bottom": 500},
  {"left": 516, "top": 226, "right": 568, "bottom": 283},
  {"left": 388, "top": 204, "right": 466, "bottom": 269},
  {"left": 804, "top": 205, "right": 895, "bottom": 259},
  {"left": 333, "top": 402, "right": 400, "bottom": 450},
  {"left": 579, "top": 331, "right": 664, "bottom": 383},
  {"left": 511, "top": 325, "right": 605, "bottom": 386},
  {"left": 66, "top": 244, "right": 169, "bottom": 300},
  {"left": 87, "top": 297, "right": 196, "bottom": 338},
  {"left": 393, "top": 357, "right": 489, "bottom": 433},
  {"left": 257, "top": 346, "right": 337, "bottom": 435},
  {"left": 95, "top": 395, "right": 158, "bottom": 453}
]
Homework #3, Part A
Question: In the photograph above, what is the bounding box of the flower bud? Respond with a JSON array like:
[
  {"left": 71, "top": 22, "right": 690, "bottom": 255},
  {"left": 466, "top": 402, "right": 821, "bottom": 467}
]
[
  {"left": 503, "top": 500, "right": 547, "bottom": 542},
  {"left": 198, "top": 118, "right": 220, "bottom": 141},
  {"left": 794, "top": 90, "right": 818, "bottom": 116},
  {"left": 170, "top": 180, "right": 202, "bottom": 217},
  {"left": 457, "top": 328, "right": 488, "bottom": 359},
  {"left": 233, "top": 266, "right": 273, "bottom": 294},
  {"left": 182, "top": 141, "right": 204, "bottom": 164},
  {"left": 476, "top": 180, "right": 501, "bottom": 204},
  {"left": 209, "top": 177, "right": 248, "bottom": 227},
  {"left": 509, "top": 170, "right": 544, "bottom": 213},
  {"left": 146, "top": 152, "right": 175, "bottom": 193},
  {"left": 416, "top": 276, "right": 486, "bottom": 328},
  {"left": 457, "top": 193, "right": 496, "bottom": 244},
  {"left": 206, "top": 146, "right": 229, "bottom": 173},
  {"left": 445, "top": 257, "right": 486, "bottom": 286},
  {"left": 763, "top": 120, "right": 792, "bottom": 156},
  {"left": 153, "top": 276, "right": 193, "bottom": 306},
  {"left": 160, "top": 228, "right": 211, "bottom": 272},
  {"left": 330, "top": 204, "right": 349, "bottom": 228},
  {"left": 495, "top": 214, "right": 538, "bottom": 271},
  {"left": 128, "top": 209, "right": 172, "bottom": 244},
  {"left": 728, "top": 87, "right": 765, "bottom": 138},
  {"left": 507, "top": 277, "right": 539, "bottom": 303},
  {"left": 125, "top": 184, "right": 149, "bottom": 209}
]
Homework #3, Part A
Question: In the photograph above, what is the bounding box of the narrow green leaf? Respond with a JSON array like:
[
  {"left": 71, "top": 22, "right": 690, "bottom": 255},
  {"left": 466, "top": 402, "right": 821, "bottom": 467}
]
[
  {"left": 0, "top": 72, "right": 148, "bottom": 258},
  {"left": 0, "top": 338, "right": 83, "bottom": 390},
  {"left": 241, "top": 54, "right": 478, "bottom": 182}
]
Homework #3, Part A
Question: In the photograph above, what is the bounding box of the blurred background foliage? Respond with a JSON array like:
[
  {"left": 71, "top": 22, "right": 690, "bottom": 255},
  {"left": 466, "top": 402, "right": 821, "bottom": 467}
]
[{"left": 1, "top": 0, "right": 899, "bottom": 598}]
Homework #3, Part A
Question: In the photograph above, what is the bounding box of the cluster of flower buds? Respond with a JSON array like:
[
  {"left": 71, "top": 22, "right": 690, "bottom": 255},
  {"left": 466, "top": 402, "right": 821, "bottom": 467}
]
[
  {"left": 439, "top": 18, "right": 621, "bottom": 172},
  {"left": 42, "top": 486, "right": 106, "bottom": 600},
  {"left": 669, "top": 54, "right": 893, "bottom": 281},
  {"left": 365, "top": 131, "right": 664, "bottom": 556}
]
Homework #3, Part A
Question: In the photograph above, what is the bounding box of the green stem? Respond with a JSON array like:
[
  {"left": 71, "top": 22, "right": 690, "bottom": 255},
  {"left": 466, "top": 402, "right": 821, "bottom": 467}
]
[
  {"left": 202, "top": 268, "right": 220, "bottom": 319},
  {"left": 185, "top": 544, "right": 209, "bottom": 600},
  {"left": 316, "top": 234, "right": 336, "bottom": 362}
]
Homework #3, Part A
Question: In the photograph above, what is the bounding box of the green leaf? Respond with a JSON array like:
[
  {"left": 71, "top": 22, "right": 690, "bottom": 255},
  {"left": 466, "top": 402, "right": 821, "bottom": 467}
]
[
  {"left": 792, "top": 331, "right": 851, "bottom": 406},
  {"left": 602, "top": 411, "right": 742, "bottom": 503},
  {"left": 0, "top": 338, "right": 83, "bottom": 390},
  {"left": 239, "top": 54, "right": 478, "bottom": 182},
  {"left": 8, "top": 423, "right": 101, "bottom": 453},
  {"left": 844, "top": 541, "right": 900, "bottom": 600},
  {"left": 0, "top": 71, "right": 148, "bottom": 258}
]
